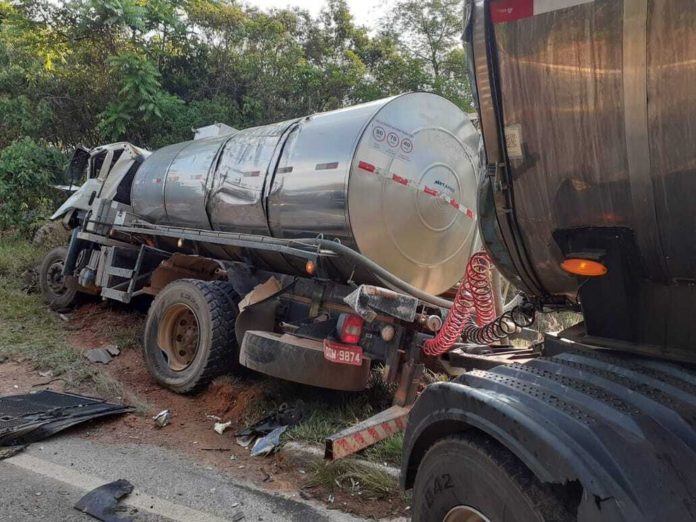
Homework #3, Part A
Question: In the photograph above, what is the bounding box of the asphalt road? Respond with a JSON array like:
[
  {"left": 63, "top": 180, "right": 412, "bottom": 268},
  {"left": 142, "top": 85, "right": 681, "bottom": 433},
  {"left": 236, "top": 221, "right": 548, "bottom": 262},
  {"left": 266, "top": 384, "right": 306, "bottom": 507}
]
[{"left": 0, "top": 436, "right": 368, "bottom": 522}]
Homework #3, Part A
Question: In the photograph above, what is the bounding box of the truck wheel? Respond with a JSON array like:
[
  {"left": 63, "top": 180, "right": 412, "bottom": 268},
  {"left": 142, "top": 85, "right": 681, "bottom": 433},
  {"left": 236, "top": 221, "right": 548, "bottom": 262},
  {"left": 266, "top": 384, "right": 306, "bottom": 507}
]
[
  {"left": 208, "top": 280, "right": 245, "bottom": 373},
  {"left": 143, "top": 279, "right": 236, "bottom": 394},
  {"left": 412, "top": 433, "right": 573, "bottom": 522},
  {"left": 39, "top": 246, "right": 81, "bottom": 311}
]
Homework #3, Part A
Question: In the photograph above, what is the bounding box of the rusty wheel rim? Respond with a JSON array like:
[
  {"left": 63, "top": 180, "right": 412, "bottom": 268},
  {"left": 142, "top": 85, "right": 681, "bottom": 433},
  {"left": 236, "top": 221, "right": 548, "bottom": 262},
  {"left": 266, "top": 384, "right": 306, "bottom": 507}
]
[
  {"left": 443, "top": 506, "right": 491, "bottom": 522},
  {"left": 158, "top": 304, "right": 200, "bottom": 372}
]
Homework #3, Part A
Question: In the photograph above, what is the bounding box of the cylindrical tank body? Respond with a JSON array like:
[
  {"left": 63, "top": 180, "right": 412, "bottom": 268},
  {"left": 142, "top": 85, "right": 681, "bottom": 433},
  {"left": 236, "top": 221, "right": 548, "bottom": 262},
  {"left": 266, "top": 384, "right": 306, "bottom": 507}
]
[
  {"left": 132, "top": 93, "right": 480, "bottom": 295},
  {"left": 473, "top": 0, "right": 696, "bottom": 298}
]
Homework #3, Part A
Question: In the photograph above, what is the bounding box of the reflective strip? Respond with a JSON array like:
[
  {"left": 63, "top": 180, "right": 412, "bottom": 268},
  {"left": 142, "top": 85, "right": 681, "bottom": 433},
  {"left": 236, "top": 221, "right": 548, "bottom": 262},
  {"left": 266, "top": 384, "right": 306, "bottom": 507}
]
[
  {"left": 392, "top": 174, "right": 409, "bottom": 186},
  {"left": 358, "top": 161, "right": 376, "bottom": 173},
  {"left": 357, "top": 159, "right": 477, "bottom": 220},
  {"left": 316, "top": 162, "right": 339, "bottom": 170},
  {"left": 331, "top": 417, "right": 408, "bottom": 459},
  {"left": 276, "top": 166, "right": 293, "bottom": 174}
]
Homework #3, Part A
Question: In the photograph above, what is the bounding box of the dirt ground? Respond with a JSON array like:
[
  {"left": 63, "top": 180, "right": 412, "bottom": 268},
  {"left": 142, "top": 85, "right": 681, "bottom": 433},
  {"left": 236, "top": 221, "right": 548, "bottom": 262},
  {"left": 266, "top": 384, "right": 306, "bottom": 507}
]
[{"left": 3, "top": 301, "right": 408, "bottom": 520}]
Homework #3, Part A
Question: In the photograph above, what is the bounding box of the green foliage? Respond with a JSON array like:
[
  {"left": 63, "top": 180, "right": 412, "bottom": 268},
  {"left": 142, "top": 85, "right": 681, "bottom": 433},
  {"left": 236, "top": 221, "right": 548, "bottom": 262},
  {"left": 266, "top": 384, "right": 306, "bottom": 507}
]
[
  {"left": 99, "top": 52, "right": 183, "bottom": 141},
  {"left": 0, "top": 137, "right": 66, "bottom": 234},
  {"left": 0, "top": 0, "right": 471, "bottom": 225},
  {"left": 0, "top": 0, "right": 471, "bottom": 149}
]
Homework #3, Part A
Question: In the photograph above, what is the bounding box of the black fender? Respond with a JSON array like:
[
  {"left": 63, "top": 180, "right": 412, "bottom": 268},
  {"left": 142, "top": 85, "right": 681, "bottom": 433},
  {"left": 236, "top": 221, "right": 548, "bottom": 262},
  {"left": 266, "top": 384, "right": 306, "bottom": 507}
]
[{"left": 401, "top": 348, "right": 696, "bottom": 521}]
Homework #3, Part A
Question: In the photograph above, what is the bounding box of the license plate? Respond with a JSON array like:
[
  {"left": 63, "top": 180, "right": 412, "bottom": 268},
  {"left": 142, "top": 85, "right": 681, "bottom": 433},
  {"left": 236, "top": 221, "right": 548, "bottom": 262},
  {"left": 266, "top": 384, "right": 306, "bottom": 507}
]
[{"left": 323, "top": 340, "right": 363, "bottom": 366}]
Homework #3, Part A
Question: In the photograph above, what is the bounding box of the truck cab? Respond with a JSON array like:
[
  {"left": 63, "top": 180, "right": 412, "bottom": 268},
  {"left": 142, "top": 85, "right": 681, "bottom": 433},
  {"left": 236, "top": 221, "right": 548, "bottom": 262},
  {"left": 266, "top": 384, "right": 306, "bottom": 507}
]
[{"left": 402, "top": 1, "right": 696, "bottom": 521}]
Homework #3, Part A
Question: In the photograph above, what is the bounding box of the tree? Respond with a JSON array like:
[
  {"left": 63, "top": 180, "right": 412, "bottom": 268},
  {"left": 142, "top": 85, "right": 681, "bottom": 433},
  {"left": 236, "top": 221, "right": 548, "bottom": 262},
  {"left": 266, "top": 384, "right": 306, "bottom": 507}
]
[{"left": 387, "top": 0, "right": 472, "bottom": 110}]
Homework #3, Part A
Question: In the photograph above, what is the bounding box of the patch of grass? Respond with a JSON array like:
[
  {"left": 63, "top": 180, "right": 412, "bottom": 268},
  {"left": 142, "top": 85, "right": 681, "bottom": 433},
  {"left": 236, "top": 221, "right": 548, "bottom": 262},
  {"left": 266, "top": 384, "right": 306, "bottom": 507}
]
[
  {"left": 362, "top": 432, "right": 404, "bottom": 466},
  {"left": 306, "top": 459, "right": 400, "bottom": 500},
  {"left": 0, "top": 237, "right": 47, "bottom": 277},
  {"left": 0, "top": 239, "right": 127, "bottom": 401},
  {"left": 111, "top": 322, "right": 143, "bottom": 351}
]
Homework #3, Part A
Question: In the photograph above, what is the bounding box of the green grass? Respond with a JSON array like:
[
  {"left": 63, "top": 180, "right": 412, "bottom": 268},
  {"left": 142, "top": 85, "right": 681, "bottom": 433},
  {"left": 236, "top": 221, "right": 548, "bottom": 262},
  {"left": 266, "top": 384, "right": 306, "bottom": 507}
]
[
  {"left": 306, "top": 459, "right": 401, "bottom": 500},
  {"left": 362, "top": 432, "right": 404, "bottom": 466},
  {"left": 0, "top": 237, "right": 128, "bottom": 400}
]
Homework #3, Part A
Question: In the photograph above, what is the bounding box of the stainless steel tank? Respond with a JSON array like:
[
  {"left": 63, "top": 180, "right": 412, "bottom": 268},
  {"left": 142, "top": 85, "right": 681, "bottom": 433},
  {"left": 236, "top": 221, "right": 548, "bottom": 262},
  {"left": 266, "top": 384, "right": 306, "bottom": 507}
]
[{"left": 131, "top": 93, "right": 480, "bottom": 294}]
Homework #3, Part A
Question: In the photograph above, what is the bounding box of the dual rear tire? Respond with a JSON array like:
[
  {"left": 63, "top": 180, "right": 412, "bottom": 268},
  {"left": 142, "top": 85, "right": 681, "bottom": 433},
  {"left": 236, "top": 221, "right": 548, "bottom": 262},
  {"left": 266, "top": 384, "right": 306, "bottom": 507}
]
[{"left": 143, "top": 279, "right": 241, "bottom": 394}]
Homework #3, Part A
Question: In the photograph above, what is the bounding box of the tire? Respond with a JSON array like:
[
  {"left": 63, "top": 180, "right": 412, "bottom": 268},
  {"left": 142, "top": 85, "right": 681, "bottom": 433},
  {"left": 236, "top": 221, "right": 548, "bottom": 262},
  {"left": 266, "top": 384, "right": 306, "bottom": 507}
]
[
  {"left": 143, "top": 279, "right": 237, "bottom": 394},
  {"left": 39, "top": 246, "right": 82, "bottom": 311},
  {"left": 412, "top": 433, "right": 574, "bottom": 522},
  {"left": 208, "top": 280, "right": 245, "bottom": 373}
]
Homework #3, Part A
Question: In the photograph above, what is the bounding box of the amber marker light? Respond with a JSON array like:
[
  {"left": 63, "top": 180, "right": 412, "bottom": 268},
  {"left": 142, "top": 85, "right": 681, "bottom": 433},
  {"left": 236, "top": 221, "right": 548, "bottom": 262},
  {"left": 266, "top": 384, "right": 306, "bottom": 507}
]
[
  {"left": 305, "top": 260, "right": 316, "bottom": 275},
  {"left": 561, "top": 258, "right": 608, "bottom": 277}
]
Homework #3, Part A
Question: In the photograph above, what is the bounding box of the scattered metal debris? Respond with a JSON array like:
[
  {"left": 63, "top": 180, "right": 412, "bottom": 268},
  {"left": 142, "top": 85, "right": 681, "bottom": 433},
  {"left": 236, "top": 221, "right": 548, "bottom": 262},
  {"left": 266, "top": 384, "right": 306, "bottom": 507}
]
[
  {"left": 0, "top": 390, "right": 132, "bottom": 447},
  {"left": 152, "top": 409, "right": 171, "bottom": 428},
  {"left": 74, "top": 478, "right": 134, "bottom": 522},
  {"left": 84, "top": 345, "right": 120, "bottom": 364},
  {"left": 235, "top": 400, "right": 305, "bottom": 454},
  {"left": 250, "top": 426, "right": 287, "bottom": 457},
  {"left": 213, "top": 420, "right": 232, "bottom": 435}
]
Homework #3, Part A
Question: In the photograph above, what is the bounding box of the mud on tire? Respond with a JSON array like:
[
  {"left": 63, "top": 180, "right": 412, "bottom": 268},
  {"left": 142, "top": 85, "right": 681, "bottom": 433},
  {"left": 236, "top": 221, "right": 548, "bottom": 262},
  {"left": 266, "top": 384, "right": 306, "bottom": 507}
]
[{"left": 143, "top": 279, "right": 237, "bottom": 394}]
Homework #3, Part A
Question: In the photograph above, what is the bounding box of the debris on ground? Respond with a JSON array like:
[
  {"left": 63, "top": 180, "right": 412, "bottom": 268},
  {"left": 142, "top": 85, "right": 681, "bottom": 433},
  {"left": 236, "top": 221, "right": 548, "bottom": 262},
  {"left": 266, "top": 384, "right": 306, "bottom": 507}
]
[
  {"left": 236, "top": 401, "right": 304, "bottom": 456},
  {"left": 74, "top": 478, "right": 134, "bottom": 522},
  {"left": 0, "top": 445, "right": 25, "bottom": 460},
  {"left": 213, "top": 420, "right": 232, "bottom": 435},
  {"left": 152, "top": 409, "right": 171, "bottom": 428},
  {"left": 250, "top": 426, "right": 287, "bottom": 457},
  {"left": 0, "top": 390, "right": 132, "bottom": 447},
  {"left": 85, "top": 345, "right": 120, "bottom": 365}
]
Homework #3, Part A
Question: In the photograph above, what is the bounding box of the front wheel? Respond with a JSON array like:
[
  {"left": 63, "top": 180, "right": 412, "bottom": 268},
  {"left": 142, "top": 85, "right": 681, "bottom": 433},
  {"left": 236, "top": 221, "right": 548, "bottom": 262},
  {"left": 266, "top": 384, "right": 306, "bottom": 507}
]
[
  {"left": 39, "top": 246, "right": 81, "bottom": 311},
  {"left": 143, "top": 279, "right": 237, "bottom": 394},
  {"left": 412, "top": 433, "right": 574, "bottom": 522}
]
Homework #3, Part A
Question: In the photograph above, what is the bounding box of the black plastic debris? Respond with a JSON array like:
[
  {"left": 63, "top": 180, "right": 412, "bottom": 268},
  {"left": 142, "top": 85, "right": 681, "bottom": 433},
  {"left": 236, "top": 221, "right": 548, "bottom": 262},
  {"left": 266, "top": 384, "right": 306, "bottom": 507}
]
[
  {"left": 236, "top": 400, "right": 305, "bottom": 455},
  {"left": 74, "top": 479, "right": 134, "bottom": 522},
  {"left": 0, "top": 390, "right": 132, "bottom": 447}
]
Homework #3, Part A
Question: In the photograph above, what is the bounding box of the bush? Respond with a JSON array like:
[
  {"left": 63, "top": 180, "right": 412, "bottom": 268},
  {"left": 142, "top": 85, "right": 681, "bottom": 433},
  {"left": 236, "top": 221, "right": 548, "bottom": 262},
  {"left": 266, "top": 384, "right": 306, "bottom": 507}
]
[{"left": 0, "top": 137, "right": 67, "bottom": 236}]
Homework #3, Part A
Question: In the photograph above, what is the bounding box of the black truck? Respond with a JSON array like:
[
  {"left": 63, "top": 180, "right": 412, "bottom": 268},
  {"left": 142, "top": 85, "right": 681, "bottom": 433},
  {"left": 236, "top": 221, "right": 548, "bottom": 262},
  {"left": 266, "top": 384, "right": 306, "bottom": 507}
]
[{"left": 402, "top": 1, "right": 696, "bottom": 521}]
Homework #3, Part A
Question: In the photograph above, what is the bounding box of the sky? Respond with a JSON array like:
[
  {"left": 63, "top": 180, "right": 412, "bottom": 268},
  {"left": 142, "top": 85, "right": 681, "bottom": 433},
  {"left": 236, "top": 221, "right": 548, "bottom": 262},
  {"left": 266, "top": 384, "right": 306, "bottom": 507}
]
[{"left": 242, "top": 0, "right": 392, "bottom": 29}]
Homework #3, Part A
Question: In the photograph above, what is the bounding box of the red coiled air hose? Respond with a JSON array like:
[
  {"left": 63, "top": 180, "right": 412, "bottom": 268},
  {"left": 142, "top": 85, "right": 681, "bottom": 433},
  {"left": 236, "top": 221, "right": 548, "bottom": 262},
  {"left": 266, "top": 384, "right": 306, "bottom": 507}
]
[{"left": 422, "top": 252, "right": 494, "bottom": 356}]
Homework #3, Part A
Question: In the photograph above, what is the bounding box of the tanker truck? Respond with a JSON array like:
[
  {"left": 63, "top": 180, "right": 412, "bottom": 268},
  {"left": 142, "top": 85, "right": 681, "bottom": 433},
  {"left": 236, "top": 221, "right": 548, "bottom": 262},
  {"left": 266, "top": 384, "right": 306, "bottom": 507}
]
[
  {"left": 402, "top": 1, "right": 696, "bottom": 521},
  {"left": 41, "top": 92, "right": 518, "bottom": 408}
]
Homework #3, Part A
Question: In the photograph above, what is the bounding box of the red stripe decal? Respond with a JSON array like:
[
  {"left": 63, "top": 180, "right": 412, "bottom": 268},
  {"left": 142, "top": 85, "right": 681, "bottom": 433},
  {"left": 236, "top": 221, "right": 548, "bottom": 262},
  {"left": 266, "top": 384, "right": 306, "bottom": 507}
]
[
  {"left": 449, "top": 199, "right": 460, "bottom": 209},
  {"left": 358, "top": 161, "right": 376, "bottom": 173},
  {"left": 368, "top": 427, "right": 380, "bottom": 440},
  {"left": 354, "top": 432, "right": 367, "bottom": 445},
  {"left": 392, "top": 174, "right": 409, "bottom": 186},
  {"left": 466, "top": 208, "right": 475, "bottom": 219},
  {"left": 423, "top": 186, "right": 438, "bottom": 197},
  {"left": 490, "top": 0, "right": 533, "bottom": 23}
]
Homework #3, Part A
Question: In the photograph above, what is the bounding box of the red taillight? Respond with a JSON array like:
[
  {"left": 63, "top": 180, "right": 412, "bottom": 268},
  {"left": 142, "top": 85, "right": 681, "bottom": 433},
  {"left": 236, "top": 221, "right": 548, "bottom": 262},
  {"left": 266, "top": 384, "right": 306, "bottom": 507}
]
[{"left": 338, "top": 314, "right": 364, "bottom": 344}]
